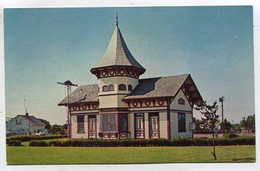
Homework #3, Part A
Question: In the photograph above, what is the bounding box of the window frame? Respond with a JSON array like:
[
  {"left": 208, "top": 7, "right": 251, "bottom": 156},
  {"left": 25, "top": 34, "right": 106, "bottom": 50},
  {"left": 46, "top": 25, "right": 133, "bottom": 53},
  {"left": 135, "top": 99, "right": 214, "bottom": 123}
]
[
  {"left": 77, "top": 115, "right": 85, "bottom": 133},
  {"left": 108, "top": 84, "right": 114, "bottom": 91},
  {"left": 16, "top": 119, "right": 22, "bottom": 125},
  {"left": 102, "top": 85, "right": 109, "bottom": 92},
  {"left": 178, "top": 113, "right": 186, "bottom": 132},
  {"left": 119, "top": 114, "right": 128, "bottom": 133},
  {"left": 100, "top": 114, "right": 118, "bottom": 133},
  {"left": 118, "top": 84, "right": 126, "bottom": 91},
  {"left": 178, "top": 98, "right": 185, "bottom": 105},
  {"left": 128, "top": 85, "right": 133, "bottom": 91}
]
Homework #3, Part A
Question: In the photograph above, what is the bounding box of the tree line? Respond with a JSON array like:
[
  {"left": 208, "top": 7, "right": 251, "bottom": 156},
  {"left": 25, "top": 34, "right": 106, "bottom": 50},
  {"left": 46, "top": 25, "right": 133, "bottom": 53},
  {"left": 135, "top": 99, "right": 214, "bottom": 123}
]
[{"left": 193, "top": 114, "right": 255, "bottom": 133}]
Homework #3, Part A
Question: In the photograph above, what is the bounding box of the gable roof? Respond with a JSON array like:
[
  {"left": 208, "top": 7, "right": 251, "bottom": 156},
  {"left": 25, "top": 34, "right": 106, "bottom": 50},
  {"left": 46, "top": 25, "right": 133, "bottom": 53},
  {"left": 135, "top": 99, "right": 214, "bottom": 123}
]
[
  {"left": 91, "top": 25, "right": 145, "bottom": 72},
  {"left": 58, "top": 74, "right": 202, "bottom": 106},
  {"left": 58, "top": 84, "right": 99, "bottom": 106},
  {"left": 124, "top": 74, "right": 203, "bottom": 104},
  {"left": 124, "top": 74, "right": 190, "bottom": 100},
  {"left": 17, "top": 115, "right": 46, "bottom": 126}
]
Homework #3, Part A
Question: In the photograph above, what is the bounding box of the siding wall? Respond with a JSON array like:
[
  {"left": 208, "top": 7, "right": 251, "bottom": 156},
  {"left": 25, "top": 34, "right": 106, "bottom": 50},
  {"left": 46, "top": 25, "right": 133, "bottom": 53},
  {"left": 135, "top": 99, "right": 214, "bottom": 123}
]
[
  {"left": 170, "top": 112, "right": 192, "bottom": 138},
  {"left": 159, "top": 112, "right": 168, "bottom": 139},
  {"left": 128, "top": 113, "right": 135, "bottom": 138},
  {"left": 170, "top": 90, "right": 193, "bottom": 138},
  {"left": 7, "top": 116, "right": 45, "bottom": 134},
  {"left": 71, "top": 115, "right": 88, "bottom": 139},
  {"left": 7, "top": 116, "right": 30, "bottom": 132}
]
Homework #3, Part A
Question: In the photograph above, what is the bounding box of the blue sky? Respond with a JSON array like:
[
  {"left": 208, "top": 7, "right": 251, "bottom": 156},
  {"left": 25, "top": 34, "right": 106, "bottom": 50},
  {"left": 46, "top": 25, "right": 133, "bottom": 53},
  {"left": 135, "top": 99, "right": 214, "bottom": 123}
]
[{"left": 4, "top": 6, "right": 254, "bottom": 125}]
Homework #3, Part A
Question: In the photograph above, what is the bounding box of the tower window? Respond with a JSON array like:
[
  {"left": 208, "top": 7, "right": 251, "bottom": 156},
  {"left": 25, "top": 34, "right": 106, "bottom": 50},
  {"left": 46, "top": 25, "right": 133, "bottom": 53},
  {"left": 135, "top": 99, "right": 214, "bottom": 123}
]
[
  {"left": 103, "top": 86, "right": 108, "bottom": 92},
  {"left": 109, "top": 84, "right": 114, "bottom": 91},
  {"left": 119, "top": 84, "right": 126, "bottom": 91},
  {"left": 128, "top": 85, "right": 132, "bottom": 91}
]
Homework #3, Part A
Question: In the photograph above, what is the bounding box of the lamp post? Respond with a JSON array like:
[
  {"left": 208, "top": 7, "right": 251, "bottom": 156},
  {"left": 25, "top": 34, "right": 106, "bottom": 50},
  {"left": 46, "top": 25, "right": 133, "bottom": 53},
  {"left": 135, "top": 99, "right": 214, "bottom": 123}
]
[{"left": 57, "top": 80, "right": 78, "bottom": 138}]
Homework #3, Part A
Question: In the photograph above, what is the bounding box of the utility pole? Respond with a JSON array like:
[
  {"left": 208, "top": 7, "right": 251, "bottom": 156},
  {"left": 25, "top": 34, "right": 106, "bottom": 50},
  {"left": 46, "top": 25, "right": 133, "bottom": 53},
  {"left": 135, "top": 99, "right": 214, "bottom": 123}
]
[
  {"left": 219, "top": 96, "right": 225, "bottom": 132},
  {"left": 57, "top": 80, "right": 78, "bottom": 139}
]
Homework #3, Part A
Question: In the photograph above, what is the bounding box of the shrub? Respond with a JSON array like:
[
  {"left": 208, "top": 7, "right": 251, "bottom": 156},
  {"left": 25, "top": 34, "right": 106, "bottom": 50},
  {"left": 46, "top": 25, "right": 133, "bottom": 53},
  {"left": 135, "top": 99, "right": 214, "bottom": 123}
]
[
  {"left": 28, "top": 136, "right": 255, "bottom": 147},
  {"left": 223, "top": 133, "right": 239, "bottom": 138},
  {"left": 6, "top": 135, "right": 66, "bottom": 144},
  {"left": 29, "top": 140, "right": 48, "bottom": 147},
  {"left": 7, "top": 140, "right": 22, "bottom": 146}
]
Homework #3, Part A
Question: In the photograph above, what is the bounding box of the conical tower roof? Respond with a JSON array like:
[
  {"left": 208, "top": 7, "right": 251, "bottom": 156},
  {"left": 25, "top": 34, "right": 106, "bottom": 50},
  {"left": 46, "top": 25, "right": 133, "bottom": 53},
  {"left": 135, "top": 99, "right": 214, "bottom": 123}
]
[{"left": 91, "top": 24, "right": 146, "bottom": 73}]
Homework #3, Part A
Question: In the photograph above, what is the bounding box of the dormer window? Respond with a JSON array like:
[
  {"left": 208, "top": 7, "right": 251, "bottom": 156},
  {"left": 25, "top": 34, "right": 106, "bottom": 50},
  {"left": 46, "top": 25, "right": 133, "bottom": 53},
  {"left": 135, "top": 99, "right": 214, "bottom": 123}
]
[
  {"left": 128, "top": 85, "right": 132, "bottom": 91},
  {"left": 119, "top": 84, "right": 126, "bottom": 91},
  {"left": 178, "top": 98, "right": 185, "bottom": 105}
]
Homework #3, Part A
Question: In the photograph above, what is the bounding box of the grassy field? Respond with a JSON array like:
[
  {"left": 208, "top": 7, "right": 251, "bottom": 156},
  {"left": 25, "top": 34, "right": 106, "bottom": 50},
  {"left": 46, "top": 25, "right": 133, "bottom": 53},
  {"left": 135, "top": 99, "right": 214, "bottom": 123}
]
[{"left": 6, "top": 145, "right": 255, "bottom": 164}]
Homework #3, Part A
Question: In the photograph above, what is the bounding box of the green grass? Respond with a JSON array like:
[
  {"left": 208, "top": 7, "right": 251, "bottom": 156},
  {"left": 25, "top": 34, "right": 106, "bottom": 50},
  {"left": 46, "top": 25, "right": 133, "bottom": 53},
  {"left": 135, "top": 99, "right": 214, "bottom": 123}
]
[{"left": 6, "top": 145, "right": 255, "bottom": 164}]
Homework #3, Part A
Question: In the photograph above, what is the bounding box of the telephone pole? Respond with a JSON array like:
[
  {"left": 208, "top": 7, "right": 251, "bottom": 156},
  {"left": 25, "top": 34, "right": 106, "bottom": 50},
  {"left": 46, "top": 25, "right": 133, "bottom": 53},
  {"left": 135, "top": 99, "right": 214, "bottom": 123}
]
[
  {"left": 57, "top": 80, "right": 78, "bottom": 139},
  {"left": 219, "top": 96, "right": 225, "bottom": 132}
]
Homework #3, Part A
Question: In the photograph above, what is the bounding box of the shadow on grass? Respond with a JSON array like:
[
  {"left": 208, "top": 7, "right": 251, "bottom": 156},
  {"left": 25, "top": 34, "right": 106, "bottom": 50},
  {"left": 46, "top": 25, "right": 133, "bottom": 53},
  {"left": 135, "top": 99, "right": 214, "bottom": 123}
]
[{"left": 232, "top": 157, "right": 255, "bottom": 162}]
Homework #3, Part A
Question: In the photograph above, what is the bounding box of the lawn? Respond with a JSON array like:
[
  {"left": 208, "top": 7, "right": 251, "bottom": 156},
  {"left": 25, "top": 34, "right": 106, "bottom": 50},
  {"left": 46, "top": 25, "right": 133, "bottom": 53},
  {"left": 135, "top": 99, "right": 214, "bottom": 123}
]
[{"left": 6, "top": 145, "right": 255, "bottom": 164}]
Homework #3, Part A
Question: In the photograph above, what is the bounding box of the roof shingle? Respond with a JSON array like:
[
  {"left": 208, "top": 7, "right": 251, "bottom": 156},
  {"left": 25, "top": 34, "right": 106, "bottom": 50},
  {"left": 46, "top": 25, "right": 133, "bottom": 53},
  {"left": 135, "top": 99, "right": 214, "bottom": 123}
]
[
  {"left": 91, "top": 25, "right": 145, "bottom": 71},
  {"left": 124, "top": 74, "right": 190, "bottom": 100},
  {"left": 58, "top": 84, "right": 99, "bottom": 106},
  {"left": 18, "top": 115, "right": 46, "bottom": 126}
]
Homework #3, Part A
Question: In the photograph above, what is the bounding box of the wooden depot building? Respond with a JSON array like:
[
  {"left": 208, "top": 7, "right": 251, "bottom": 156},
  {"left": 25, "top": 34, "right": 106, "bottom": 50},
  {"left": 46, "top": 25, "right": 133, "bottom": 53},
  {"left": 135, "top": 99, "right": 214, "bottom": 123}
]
[{"left": 58, "top": 18, "right": 203, "bottom": 140}]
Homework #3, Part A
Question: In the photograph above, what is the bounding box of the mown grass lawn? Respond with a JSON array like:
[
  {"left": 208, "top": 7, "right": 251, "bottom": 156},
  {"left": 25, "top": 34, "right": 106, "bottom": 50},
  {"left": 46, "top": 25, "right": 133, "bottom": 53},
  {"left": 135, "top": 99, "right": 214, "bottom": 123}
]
[{"left": 6, "top": 145, "right": 255, "bottom": 164}]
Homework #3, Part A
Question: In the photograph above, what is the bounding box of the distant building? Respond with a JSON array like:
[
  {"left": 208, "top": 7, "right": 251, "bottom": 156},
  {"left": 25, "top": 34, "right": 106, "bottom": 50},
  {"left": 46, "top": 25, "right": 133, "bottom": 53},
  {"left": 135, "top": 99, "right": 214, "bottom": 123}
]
[
  {"left": 6, "top": 112, "right": 46, "bottom": 135},
  {"left": 59, "top": 17, "right": 203, "bottom": 139}
]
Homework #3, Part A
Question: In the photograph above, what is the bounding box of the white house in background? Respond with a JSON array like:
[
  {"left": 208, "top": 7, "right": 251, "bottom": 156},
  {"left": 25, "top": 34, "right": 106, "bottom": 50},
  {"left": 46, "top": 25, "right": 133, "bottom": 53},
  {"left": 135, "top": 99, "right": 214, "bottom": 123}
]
[
  {"left": 7, "top": 112, "right": 46, "bottom": 135},
  {"left": 58, "top": 17, "right": 203, "bottom": 140}
]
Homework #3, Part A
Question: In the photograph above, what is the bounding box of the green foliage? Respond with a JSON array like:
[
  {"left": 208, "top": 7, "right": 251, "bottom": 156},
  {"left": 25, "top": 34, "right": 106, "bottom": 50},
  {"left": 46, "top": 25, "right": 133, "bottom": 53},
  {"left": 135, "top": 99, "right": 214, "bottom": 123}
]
[
  {"left": 29, "top": 137, "right": 255, "bottom": 147},
  {"left": 240, "top": 114, "right": 255, "bottom": 133},
  {"left": 6, "top": 135, "right": 66, "bottom": 144},
  {"left": 48, "top": 124, "right": 66, "bottom": 135},
  {"left": 195, "top": 101, "right": 219, "bottom": 132},
  {"left": 220, "top": 119, "right": 232, "bottom": 133},
  {"left": 7, "top": 140, "right": 22, "bottom": 146},
  {"left": 29, "top": 140, "right": 48, "bottom": 147}
]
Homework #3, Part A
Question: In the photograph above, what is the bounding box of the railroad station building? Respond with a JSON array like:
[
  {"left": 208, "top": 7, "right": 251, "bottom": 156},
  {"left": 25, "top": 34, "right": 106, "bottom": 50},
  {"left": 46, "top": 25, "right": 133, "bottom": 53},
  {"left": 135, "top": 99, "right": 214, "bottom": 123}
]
[{"left": 58, "top": 19, "right": 203, "bottom": 140}]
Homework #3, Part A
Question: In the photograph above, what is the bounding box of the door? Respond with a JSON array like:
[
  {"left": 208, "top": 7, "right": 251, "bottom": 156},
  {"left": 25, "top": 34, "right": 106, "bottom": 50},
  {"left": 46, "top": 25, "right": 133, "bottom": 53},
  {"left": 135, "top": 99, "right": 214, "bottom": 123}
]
[
  {"left": 135, "top": 113, "right": 144, "bottom": 139},
  {"left": 149, "top": 114, "right": 159, "bottom": 139},
  {"left": 88, "top": 115, "right": 96, "bottom": 139}
]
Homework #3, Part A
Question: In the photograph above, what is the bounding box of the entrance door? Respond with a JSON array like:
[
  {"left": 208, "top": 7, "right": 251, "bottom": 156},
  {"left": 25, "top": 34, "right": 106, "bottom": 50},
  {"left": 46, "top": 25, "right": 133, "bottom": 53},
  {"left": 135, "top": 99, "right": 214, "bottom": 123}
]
[
  {"left": 135, "top": 113, "right": 144, "bottom": 139},
  {"left": 149, "top": 113, "right": 159, "bottom": 139},
  {"left": 88, "top": 115, "right": 96, "bottom": 139}
]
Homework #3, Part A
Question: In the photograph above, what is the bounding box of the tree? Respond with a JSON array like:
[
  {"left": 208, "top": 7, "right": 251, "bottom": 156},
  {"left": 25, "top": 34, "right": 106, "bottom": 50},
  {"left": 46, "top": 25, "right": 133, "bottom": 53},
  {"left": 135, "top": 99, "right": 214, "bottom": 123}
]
[
  {"left": 240, "top": 114, "right": 255, "bottom": 133},
  {"left": 195, "top": 100, "right": 219, "bottom": 160},
  {"left": 220, "top": 119, "right": 232, "bottom": 133},
  {"left": 48, "top": 124, "right": 66, "bottom": 135},
  {"left": 38, "top": 118, "right": 51, "bottom": 130}
]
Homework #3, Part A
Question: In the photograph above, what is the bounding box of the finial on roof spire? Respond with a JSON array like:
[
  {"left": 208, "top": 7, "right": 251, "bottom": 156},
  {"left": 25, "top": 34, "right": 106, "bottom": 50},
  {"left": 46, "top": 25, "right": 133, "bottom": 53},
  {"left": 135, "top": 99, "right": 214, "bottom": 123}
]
[{"left": 116, "top": 13, "right": 118, "bottom": 26}]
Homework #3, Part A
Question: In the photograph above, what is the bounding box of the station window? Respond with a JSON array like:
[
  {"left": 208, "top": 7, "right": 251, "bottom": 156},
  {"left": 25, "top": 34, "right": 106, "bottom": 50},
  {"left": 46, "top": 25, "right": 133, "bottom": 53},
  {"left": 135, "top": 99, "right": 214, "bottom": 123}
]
[
  {"left": 128, "top": 85, "right": 132, "bottom": 91},
  {"left": 119, "top": 84, "right": 126, "bottom": 91}
]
